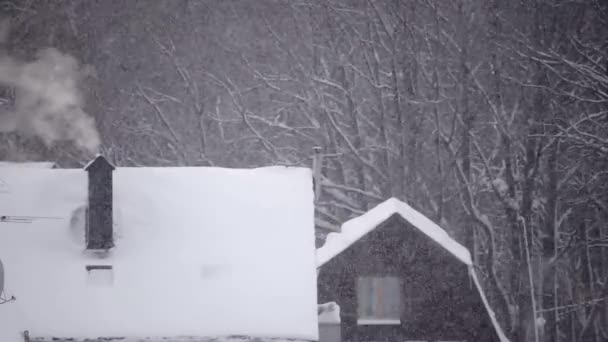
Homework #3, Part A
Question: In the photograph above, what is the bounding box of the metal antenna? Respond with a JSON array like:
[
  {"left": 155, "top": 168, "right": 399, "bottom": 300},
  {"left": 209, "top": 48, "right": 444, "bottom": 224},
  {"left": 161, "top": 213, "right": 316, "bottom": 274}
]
[{"left": 312, "top": 146, "right": 323, "bottom": 202}]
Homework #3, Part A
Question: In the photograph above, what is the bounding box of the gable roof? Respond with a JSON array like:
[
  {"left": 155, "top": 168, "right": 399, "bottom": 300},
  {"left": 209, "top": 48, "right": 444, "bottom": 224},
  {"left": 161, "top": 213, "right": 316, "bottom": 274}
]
[
  {"left": 316, "top": 197, "right": 510, "bottom": 342},
  {"left": 316, "top": 197, "right": 471, "bottom": 268},
  {"left": 84, "top": 154, "right": 115, "bottom": 171},
  {"left": 0, "top": 165, "right": 318, "bottom": 341}
]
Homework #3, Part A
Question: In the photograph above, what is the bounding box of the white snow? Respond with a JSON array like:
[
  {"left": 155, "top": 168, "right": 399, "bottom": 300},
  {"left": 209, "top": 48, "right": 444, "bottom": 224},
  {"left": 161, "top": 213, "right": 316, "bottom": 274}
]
[
  {"left": 316, "top": 197, "right": 472, "bottom": 267},
  {"left": 86, "top": 267, "right": 114, "bottom": 287},
  {"left": 317, "top": 302, "right": 340, "bottom": 324},
  {"left": 0, "top": 165, "right": 318, "bottom": 341},
  {"left": 0, "top": 161, "right": 55, "bottom": 168}
]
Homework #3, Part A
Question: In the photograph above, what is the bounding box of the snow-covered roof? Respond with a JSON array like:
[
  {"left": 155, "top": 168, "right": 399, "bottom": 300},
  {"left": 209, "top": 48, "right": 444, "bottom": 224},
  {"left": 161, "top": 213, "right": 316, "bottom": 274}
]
[
  {"left": 316, "top": 197, "right": 472, "bottom": 268},
  {"left": 0, "top": 161, "right": 55, "bottom": 168},
  {"left": 315, "top": 197, "right": 509, "bottom": 342},
  {"left": 0, "top": 165, "right": 318, "bottom": 342}
]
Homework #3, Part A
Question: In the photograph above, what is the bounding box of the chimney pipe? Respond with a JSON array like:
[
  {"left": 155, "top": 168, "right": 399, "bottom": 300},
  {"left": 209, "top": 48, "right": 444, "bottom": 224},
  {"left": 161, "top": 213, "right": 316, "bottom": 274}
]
[{"left": 84, "top": 155, "right": 115, "bottom": 250}]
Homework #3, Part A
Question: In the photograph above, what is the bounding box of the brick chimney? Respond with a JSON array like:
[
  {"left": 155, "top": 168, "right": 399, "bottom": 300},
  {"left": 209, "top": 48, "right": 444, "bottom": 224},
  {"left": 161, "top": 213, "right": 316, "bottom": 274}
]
[{"left": 84, "top": 155, "right": 115, "bottom": 250}]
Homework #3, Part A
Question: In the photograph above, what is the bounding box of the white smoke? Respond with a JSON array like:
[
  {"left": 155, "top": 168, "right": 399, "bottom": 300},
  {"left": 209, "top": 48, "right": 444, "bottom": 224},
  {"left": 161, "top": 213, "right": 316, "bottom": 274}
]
[{"left": 0, "top": 47, "right": 100, "bottom": 154}]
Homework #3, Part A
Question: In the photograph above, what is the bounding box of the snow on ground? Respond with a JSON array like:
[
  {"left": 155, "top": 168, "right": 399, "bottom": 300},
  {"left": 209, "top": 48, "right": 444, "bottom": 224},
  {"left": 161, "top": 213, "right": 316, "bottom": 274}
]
[
  {"left": 317, "top": 302, "right": 340, "bottom": 324},
  {"left": 316, "top": 197, "right": 472, "bottom": 268},
  {"left": 0, "top": 166, "right": 317, "bottom": 341}
]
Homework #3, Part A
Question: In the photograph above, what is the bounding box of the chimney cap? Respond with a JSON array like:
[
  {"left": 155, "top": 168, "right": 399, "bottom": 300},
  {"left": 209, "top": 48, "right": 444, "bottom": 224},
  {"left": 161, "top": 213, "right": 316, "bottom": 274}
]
[{"left": 84, "top": 154, "right": 115, "bottom": 171}]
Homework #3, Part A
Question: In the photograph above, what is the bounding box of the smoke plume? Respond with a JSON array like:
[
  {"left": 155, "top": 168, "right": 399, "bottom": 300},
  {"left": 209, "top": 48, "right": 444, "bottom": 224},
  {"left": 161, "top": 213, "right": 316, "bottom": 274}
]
[{"left": 0, "top": 47, "right": 100, "bottom": 154}]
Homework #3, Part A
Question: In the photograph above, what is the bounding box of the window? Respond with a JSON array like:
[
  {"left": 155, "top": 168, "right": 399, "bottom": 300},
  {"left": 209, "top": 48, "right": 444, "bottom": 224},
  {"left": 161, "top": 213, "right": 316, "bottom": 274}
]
[{"left": 357, "top": 276, "right": 401, "bottom": 325}]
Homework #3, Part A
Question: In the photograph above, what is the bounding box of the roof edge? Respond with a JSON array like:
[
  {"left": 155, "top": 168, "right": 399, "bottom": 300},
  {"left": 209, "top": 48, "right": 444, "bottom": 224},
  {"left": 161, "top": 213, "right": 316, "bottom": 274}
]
[
  {"left": 468, "top": 266, "right": 511, "bottom": 342},
  {"left": 0, "top": 161, "right": 56, "bottom": 169},
  {"left": 28, "top": 335, "right": 315, "bottom": 342}
]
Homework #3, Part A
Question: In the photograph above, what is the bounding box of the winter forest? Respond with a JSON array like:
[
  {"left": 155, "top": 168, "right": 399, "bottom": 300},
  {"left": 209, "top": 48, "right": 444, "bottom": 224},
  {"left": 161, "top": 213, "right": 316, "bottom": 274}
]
[{"left": 0, "top": 1, "right": 607, "bottom": 341}]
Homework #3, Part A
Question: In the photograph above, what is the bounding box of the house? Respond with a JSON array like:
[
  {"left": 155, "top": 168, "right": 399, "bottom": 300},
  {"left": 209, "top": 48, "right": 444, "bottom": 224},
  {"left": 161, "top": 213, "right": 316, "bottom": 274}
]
[
  {"left": 316, "top": 198, "right": 509, "bottom": 342},
  {"left": 0, "top": 155, "right": 318, "bottom": 342}
]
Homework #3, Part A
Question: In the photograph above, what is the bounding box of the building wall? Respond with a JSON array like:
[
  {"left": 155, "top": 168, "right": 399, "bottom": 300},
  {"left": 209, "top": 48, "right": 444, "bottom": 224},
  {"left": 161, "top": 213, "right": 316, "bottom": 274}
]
[
  {"left": 317, "top": 215, "right": 499, "bottom": 342},
  {"left": 319, "top": 323, "right": 341, "bottom": 342}
]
